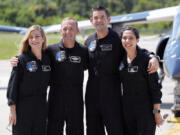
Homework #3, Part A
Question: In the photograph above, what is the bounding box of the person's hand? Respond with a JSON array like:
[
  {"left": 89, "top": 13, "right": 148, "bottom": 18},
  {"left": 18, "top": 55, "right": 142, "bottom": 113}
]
[
  {"left": 154, "top": 113, "right": 164, "bottom": 127},
  {"left": 10, "top": 56, "right": 18, "bottom": 67},
  {"left": 9, "top": 105, "right": 16, "bottom": 126},
  {"left": 148, "top": 57, "right": 159, "bottom": 74}
]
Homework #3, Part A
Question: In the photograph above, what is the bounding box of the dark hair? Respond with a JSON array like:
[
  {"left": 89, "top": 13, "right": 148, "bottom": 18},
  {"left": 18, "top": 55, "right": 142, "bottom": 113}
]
[
  {"left": 119, "top": 26, "right": 140, "bottom": 39},
  {"left": 92, "top": 6, "right": 109, "bottom": 17}
]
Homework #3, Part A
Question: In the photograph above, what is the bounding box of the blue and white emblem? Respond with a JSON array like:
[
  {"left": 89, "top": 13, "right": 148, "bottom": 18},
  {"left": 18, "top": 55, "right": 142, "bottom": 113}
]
[
  {"left": 119, "top": 62, "right": 125, "bottom": 71},
  {"left": 88, "top": 40, "right": 97, "bottom": 52},
  {"left": 26, "top": 61, "right": 38, "bottom": 72},
  {"left": 56, "top": 51, "right": 66, "bottom": 62}
]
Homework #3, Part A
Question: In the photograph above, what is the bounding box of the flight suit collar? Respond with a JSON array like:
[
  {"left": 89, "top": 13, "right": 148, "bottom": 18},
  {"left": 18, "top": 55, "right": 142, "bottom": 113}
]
[
  {"left": 122, "top": 45, "right": 142, "bottom": 67},
  {"left": 94, "top": 28, "right": 113, "bottom": 41},
  {"left": 58, "top": 40, "right": 78, "bottom": 50},
  {"left": 26, "top": 50, "right": 46, "bottom": 62}
]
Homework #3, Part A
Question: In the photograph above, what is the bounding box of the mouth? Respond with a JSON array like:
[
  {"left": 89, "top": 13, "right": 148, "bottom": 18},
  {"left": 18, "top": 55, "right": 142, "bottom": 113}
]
[
  {"left": 125, "top": 44, "right": 132, "bottom": 47},
  {"left": 32, "top": 43, "right": 41, "bottom": 46}
]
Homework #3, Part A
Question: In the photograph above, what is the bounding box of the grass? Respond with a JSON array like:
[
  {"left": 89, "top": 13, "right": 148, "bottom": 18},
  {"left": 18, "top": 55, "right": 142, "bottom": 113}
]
[
  {"left": 0, "top": 32, "right": 21, "bottom": 59},
  {"left": 0, "top": 32, "right": 62, "bottom": 60},
  {"left": 0, "top": 32, "right": 87, "bottom": 60}
]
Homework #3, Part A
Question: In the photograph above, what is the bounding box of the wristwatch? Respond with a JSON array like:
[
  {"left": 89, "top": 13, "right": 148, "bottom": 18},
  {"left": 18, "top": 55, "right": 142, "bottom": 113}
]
[{"left": 153, "top": 109, "right": 161, "bottom": 114}]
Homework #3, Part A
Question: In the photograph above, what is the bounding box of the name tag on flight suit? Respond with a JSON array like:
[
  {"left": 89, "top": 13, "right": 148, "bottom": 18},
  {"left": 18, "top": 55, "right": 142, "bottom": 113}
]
[
  {"left": 128, "top": 66, "right": 138, "bottom": 73},
  {"left": 69, "top": 56, "right": 81, "bottom": 63},
  {"left": 42, "top": 65, "right": 51, "bottom": 72},
  {"left": 100, "top": 44, "right": 112, "bottom": 51}
]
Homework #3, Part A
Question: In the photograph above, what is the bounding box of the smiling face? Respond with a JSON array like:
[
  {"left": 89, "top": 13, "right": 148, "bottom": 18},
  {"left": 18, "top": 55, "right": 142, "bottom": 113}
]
[
  {"left": 121, "top": 30, "right": 139, "bottom": 52},
  {"left": 90, "top": 10, "right": 110, "bottom": 31},
  {"left": 28, "top": 30, "right": 44, "bottom": 51},
  {"left": 60, "top": 19, "right": 79, "bottom": 43}
]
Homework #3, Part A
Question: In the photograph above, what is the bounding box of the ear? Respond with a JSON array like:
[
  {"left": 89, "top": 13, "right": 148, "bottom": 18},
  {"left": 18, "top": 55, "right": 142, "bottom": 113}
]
[
  {"left": 76, "top": 27, "right": 80, "bottom": 34},
  {"left": 107, "top": 16, "right": 111, "bottom": 24},
  {"left": 137, "top": 39, "right": 139, "bottom": 43},
  {"left": 90, "top": 18, "right": 93, "bottom": 23}
]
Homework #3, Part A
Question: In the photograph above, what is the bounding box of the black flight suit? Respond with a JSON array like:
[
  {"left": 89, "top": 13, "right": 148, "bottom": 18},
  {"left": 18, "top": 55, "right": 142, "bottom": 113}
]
[
  {"left": 7, "top": 51, "right": 51, "bottom": 135},
  {"left": 119, "top": 46, "right": 162, "bottom": 135},
  {"left": 46, "top": 41, "right": 88, "bottom": 135},
  {"left": 85, "top": 28, "right": 125, "bottom": 135}
]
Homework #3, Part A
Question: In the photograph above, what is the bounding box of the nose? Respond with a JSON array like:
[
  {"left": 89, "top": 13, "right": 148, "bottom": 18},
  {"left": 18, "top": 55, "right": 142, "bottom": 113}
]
[
  {"left": 125, "top": 39, "right": 130, "bottom": 42},
  {"left": 66, "top": 29, "right": 71, "bottom": 34},
  {"left": 97, "top": 18, "right": 102, "bottom": 23},
  {"left": 32, "top": 37, "right": 36, "bottom": 41}
]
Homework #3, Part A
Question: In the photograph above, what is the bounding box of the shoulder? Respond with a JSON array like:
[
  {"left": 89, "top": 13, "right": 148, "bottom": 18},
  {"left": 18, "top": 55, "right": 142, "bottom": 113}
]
[
  {"left": 46, "top": 43, "right": 60, "bottom": 56},
  {"left": 47, "top": 43, "right": 59, "bottom": 51},
  {"left": 76, "top": 42, "right": 88, "bottom": 57},
  {"left": 77, "top": 42, "right": 88, "bottom": 50},
  {"left": 137, "top": 46, "right": 150, "bottom": 63},
  {"left": 85, "top": 33, "right": 96, "bottom": 46},
  {"left": 109, "top": 28, "right": 120, "bottom": 39},
  {"left": 43, "top": 51, "right": 50, "bottom": 59},
  {"left": 42, "top": 51, "right": 51, "bottom": 63},
  {"left": 18, "top": 53, "right": 29, "bottom": 62},
  {"left": 15, "top": 53, "right": 30, "bottom": 69}
]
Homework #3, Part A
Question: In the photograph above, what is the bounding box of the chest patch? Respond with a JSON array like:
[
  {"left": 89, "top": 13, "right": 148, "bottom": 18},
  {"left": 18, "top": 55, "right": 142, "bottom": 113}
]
[
  {"left": 100, "top": 44, "right": 112, "bottom": 51},
  {"left": 88, "top": 40, "right": 97, "bottom": 52},
  {"left": 128, "top": 66, "right": 138, "bottom": 73},
  {"left": 69, "top": 56, "right": 81, "bottom": 63},
  {"left": 56, "top": 51, "right": 66, "bottom": 62},
  {"left": 26, "top": 61, "right": 38, "bottom": 72},
  {"left": 42, "top": 65, "right": 51, "bottom": 72},
  {"left": 119, "top": 62, "right": 125, "bottom": 71}
]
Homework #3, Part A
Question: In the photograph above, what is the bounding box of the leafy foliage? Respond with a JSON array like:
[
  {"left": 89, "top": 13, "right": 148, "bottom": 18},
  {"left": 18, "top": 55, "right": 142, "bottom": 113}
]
[{"left": 0, "top": 0, "right": 178, "bottom": 27}]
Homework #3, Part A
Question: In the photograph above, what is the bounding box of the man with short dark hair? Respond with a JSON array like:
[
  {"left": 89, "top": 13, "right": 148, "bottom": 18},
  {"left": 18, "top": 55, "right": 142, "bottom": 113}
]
[{"left": 85, "top": 6, "right": 159, "bottom": 135}]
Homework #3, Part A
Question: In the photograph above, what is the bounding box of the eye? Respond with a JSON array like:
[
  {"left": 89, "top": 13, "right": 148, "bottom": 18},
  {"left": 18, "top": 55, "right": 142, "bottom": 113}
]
[
  {"left": 63, "top": 28, "right": 67, "bottom": 31},
  {"left": 36, "top": 35, "right": 41, "bottom": 38},
  {"left": 129, "top": 37, "right": 134, "bottom": 40},
  {"left": 94, "top": 16, "right": 98, "bottom": 20},
  {"left": 101, "top": 15, "right": 105, "bottom": 19},
  {"left": 29, "top": 36, "right": 33, "bottom": 40}
]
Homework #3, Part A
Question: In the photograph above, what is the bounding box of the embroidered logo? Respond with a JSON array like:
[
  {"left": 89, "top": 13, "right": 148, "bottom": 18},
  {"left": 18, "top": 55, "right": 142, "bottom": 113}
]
[
  {"left": 42, "top": 65, "right": 51, "bottom": 72},
  {"left": 128, "top": 66, "right": 138, "bottom": 73},
  {"left": 69, "top": 56, "right": 81, "bottom": 63},
  {"left": 26, "top": 61, "right": 38, "bottom": 72},
  {"left": 88, "top": 40, "right": 97, "bottom": 52},
  {"left": 119, "top": 62, "right": 125, "bottom": 71},
  {"left": 100, "top": 44, "right": 112, "bottom": 51},
  {"left": 56, "top": 51, "right": 66, "bottom": 62}
]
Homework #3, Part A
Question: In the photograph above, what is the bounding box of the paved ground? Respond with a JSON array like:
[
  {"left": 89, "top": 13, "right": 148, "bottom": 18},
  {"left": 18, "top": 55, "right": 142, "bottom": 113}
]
[{"left": 0, "top": 35, "right": 180, "bottom": 134}]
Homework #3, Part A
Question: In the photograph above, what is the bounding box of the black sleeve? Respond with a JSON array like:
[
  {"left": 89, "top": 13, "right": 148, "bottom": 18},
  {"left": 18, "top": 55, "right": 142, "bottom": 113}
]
[
  {"left": 119, "top": 41, "right": 126, "bottom": 62},
  {"left": 84, "top": 39, "right": 89, "bottom": 47},
  {"left": 83, "top": 47, "right": 89, "bottom": 71},
  {"left": 45, "top": 48, "right": 53, "bottom": 86},
  {"left": 140, "top": 46, "right": 160, "bottom": 61},
  {"left": 140, "top": 47, "right": 152, "bottom": 56},
  {"left": 7, "top": 58, "right": 23, "bottom": 106},
  {"left": 148, "top": 72, "right": 162, "bottom": 104},
  {"left": 143, "top": 56, "right": 162, "bottom": 104}
]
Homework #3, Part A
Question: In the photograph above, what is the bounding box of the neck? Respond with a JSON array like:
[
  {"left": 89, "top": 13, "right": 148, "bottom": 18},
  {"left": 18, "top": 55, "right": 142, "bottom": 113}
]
[
  {"left": 63, "top": 40, "right": 75, "bottom": 48},
  {"left": 96, "top": 28, "right": 109, "bottom": 39},
  {"left": 31, "top": 48, "right": 42, "bottom": 60},
  {"left": 127, "top": 49, "right": 137, "bottom": 62}
]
